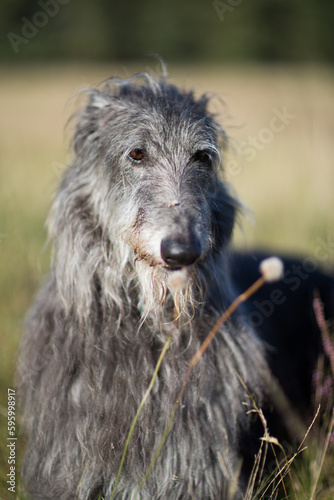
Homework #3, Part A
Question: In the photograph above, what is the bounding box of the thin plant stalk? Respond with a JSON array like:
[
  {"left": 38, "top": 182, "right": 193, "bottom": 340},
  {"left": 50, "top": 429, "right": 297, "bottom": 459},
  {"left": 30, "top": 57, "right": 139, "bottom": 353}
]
[
  {"left": 310, "top": 295, "right": 334, "bottom": 498},
  {"left": 309, "top": 410, "right": 334, "bottom": 499},
  {"left": 259, "top": 406, "right": 320, "bottom": 500},
  {"left": 133, "top": 275, "right": 268, "bottom": 498},
  {"left": 109, "top": 324, "right": 176, "bottom": 500}
]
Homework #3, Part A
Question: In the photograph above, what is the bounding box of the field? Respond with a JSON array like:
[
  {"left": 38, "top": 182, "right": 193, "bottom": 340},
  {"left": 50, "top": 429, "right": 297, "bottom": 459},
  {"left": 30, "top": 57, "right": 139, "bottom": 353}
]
[{"left": 0, "top": 63, "right": 333, "bottom": 499}]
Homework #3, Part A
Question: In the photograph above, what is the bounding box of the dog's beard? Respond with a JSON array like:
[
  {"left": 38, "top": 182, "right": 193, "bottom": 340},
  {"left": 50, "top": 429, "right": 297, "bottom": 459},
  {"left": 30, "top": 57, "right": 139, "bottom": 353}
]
[
  {"left": 134, "top": 260, "right": 201, "bottom": 328},
  {"left": 126, "top": 223, "right": 204, "bottom": 329}
]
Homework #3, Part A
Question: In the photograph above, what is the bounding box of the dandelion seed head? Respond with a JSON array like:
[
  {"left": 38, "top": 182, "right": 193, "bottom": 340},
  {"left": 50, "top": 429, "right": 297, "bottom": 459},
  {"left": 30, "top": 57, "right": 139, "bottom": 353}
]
[
  {"left": 167, "top": 268, "right": 188, "bottom": 292},
  {"left": 259, "top": 256, "right": 284, "bottom": 283}
]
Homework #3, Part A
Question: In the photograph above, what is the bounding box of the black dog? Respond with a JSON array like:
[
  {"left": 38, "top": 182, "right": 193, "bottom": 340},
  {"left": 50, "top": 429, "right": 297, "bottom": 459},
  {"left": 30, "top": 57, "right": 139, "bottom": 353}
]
[{"left": 231, "top": 249, "right": 334, "bottom": 414}]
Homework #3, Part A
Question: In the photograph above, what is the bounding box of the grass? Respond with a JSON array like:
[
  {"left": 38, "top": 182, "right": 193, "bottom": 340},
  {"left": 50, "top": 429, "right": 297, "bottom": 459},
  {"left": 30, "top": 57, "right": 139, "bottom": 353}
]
[{"left": 0, "top": 62, "right": 333, "bottom": 499}]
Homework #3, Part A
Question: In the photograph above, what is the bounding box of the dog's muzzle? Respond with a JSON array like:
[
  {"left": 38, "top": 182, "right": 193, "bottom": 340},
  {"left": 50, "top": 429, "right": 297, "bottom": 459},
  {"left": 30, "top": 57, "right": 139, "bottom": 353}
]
[{"left": 160, "top": 235, "right": 202, "bottom": 268}]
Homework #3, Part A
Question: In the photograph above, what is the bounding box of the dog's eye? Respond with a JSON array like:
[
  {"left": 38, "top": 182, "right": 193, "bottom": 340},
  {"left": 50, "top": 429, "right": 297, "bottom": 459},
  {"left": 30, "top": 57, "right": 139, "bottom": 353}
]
[
  {"left": 192, "top": 150, "right": 212, "bottom": 167},
  {"left": 129, "top": 149, "right": 145, "bottom": 164}
]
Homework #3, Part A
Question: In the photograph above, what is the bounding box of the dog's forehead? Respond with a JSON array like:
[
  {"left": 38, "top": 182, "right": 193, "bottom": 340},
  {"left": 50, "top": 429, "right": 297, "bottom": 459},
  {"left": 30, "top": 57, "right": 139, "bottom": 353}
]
[
  {"left": 121, "top": 90, "right": 217, "bottom": 150},
  {"left": 91, "top": 80, "right": 222, "bottom": 157},
  {"left": 124, "top": 115, "right": 215, "bottom": 160}
]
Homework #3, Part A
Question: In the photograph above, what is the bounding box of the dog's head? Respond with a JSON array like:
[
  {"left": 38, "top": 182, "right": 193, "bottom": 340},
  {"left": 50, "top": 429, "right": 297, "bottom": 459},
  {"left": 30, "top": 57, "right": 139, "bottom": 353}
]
[{"left": 54, "top": 73, "right": 239, "bottom": 319}]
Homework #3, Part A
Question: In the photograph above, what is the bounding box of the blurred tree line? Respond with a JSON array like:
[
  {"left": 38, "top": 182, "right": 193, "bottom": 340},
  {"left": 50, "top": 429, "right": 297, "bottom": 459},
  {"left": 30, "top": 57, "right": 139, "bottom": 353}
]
[{"left": 2, "top": 0, "right": 334, "bottom": 63}]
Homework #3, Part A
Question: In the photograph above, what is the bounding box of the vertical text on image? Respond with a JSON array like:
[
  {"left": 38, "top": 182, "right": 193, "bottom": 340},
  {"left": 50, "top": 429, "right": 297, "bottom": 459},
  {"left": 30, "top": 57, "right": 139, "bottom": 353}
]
[{"left": 7, "top": 388, "right": 16, "bottom": 494}]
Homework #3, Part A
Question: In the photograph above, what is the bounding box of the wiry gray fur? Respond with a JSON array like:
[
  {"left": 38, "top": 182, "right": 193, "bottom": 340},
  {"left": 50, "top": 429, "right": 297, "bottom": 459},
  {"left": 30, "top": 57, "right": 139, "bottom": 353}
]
[{"left": 18, "top": 71, "right": 270, "bottom": 499}]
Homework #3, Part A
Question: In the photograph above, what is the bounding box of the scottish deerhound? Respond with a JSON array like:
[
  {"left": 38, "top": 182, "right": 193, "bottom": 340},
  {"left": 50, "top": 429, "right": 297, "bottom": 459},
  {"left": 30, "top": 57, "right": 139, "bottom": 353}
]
[{"left": 18, "top": 71, "right": 271, "bottom": 499}]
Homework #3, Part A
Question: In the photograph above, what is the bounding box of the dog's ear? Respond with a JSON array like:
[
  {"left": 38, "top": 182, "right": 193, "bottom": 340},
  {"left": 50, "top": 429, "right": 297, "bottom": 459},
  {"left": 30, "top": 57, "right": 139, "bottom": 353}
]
[
  {"left": 71, "top": 90, "right": 113, "bottom": 156},
  {"left": 211, "top": 181, "right": 239, "bottom": 251}
]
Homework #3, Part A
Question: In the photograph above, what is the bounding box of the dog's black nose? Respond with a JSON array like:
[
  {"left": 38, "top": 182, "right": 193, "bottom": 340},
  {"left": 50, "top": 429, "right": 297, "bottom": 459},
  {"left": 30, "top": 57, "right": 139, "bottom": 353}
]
[{"left": 161, "top": 237, "right": 202, "bottom": 268}]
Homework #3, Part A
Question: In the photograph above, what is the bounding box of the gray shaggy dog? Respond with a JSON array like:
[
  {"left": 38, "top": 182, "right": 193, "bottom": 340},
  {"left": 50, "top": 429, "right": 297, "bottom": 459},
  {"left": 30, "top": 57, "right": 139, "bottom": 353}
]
[{"left": 18, "top": 71, "right": 270, "bottom": 499}]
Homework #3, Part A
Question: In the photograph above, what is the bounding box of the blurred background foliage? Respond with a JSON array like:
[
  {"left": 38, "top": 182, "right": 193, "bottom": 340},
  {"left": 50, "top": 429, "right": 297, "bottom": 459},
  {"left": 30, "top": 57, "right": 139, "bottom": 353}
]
[{"left": 1, "top": 0, "right": 334, "bottom": 64}]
